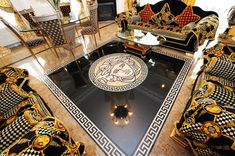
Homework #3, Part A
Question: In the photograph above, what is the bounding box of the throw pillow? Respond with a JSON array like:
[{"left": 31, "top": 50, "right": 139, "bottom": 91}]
[
  {"left": 204, "top": 57, "right": 235, "bottom": 82},
  {"left": 151, "top": 3, "right": 175, "bottom": 26},
  {"left": 175, "top": 6, "right": 200, "bottom": 28},
  {"left": 138, "top": 3, "right": 155, "bottom": 22}
]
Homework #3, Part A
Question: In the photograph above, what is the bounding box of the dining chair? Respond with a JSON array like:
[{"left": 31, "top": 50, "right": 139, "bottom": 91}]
[
  {"left": 18, "top": 8, "right": 44, "bottom": 37},
  {"left": 59, "top": 2, "right": 71, "bottom": 17},
  {"left": 19, "top": 8, "right": 37, "bottom": 28},
  {"left": 80, "top": 4, "right": 101, "bottom": 47},
  {"left": 32, "top": 14, "right": 76, "bottom": 58},
  {"left": 0, "top": 16, "right": 49, "bottom": 66}
]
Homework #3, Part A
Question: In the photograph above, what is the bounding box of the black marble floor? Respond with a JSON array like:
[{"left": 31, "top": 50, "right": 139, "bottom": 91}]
[{"left": 49, "top": 40, "right": 185, "bottom": 155}]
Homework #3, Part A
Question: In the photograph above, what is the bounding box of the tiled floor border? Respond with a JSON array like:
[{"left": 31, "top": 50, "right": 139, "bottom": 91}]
[{"left": 41, "top": 41, "right": 192, "bottom": 156}]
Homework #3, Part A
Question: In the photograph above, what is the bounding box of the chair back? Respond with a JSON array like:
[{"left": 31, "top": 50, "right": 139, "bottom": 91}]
[
  {"left": 60, "top": 2, "right": 71, "bottom": 17},
  {"left": 89, "top": 4, "right": 98, "bottom": 31},
  {"left": 32, "top": 14, "right": 65, "bottom": 46},
  {"left": 19, "top": 8, "right": 37, "bottom": 28}
]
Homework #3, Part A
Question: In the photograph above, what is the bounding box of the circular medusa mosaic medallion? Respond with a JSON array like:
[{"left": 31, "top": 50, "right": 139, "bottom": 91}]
[{"left": 89, "top": 53, "right": 148, "bottom": 92}]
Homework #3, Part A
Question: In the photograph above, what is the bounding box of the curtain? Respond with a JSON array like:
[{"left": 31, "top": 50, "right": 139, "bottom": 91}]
[{"left": 182, "top": 0, "right": 196, "bottom": 6}]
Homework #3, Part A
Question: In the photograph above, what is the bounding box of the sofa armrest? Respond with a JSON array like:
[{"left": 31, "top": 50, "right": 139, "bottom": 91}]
[
  {"left": 115, "top": 11, "right": 134, "bottom": 28},
  {"left": 193, "top": 14, "right": 219, "bottom": 45}
]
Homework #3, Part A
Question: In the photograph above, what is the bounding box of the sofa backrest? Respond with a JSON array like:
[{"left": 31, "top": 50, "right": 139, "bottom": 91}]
[{"left": 136, "top": 0, "right": 218, "bottom": 19}]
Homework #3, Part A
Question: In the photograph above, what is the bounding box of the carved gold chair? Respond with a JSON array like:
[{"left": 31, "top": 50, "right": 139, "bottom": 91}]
[
  {"left": 80, "top": 4, "right": 101, "bottom": 47},
  {"left": 32, "top": 14, "right": 76, "bottom": 58}
]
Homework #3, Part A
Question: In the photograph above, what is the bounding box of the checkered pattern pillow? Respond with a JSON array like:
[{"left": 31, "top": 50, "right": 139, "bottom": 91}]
[
  {"left": 1, "top": 117, "right": 85, "bottom": 156},
  {"left": 0, "top": 82, "right": 29, "bottom": 116},
  {"left": 0, "top": 110, "right": 42, "bottom": 153},
  {"left": 138, "top": 3, "right": 155, "bottom": 22},
  {"left": 151, "top": 3, "right": 175, "bottom": 26},
  {"left": 204, "top": 73, "right": 235, "bottom": 90},
  {"left": 175, "top": 6, "right": 200, "bottom": 28},
  {"left": 0, "top": 93, "right": 52, "bottom": 131},
  {"left": 205, "top": 57, "right": 235, "bottom": 82},
  {"left": 200, "top": 82, "right": 235, "bottom": 107}
]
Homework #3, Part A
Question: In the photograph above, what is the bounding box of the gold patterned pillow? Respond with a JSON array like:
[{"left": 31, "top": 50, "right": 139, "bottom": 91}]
[{"left": 151, "top": 3, "right": 175, "bottom": 26}]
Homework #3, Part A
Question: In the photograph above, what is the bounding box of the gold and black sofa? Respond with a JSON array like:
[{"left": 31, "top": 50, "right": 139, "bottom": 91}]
[
  {"left": 115, "top": 0, "right": 219, "bottom": 53},
  {"left": 0, "top": 67, "right": 85, "bottom": 156},
  {"left": 174, "top": 44, "right": 235, "bottom": 156}
]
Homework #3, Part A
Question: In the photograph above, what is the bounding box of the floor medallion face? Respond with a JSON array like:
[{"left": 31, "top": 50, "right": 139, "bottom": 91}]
[{"left": 89, "top": 53, "right": 148, "bottom": 92}]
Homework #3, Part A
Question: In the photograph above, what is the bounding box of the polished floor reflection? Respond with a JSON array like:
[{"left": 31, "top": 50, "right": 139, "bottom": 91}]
[{"left": 49, "top": 40, "right": 186, "bottom": 155}]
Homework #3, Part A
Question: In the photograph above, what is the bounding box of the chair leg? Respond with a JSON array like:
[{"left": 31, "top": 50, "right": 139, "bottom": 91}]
[
  {"left": 98, "top": 29, "right": 101, "bottom": 39},
  {"left": 93, "top": 34, "right": 97, "bottom": 47},
  {"left": 81, "top": 34, "right": 86, "bottom": 47},
  {"left": 52, "top": 47, "right": 60, "bottom": 58},
  {"left": 27, "top": 47, "right": 43, "bottom": 68}
]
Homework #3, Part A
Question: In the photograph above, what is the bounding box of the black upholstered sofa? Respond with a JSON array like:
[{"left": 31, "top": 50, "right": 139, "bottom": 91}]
[{"left": 115, "top": 0, "right": 219, "bottom": 53}]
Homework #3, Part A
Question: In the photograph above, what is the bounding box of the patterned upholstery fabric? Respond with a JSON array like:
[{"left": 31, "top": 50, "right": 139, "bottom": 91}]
[
  {"left": 115, "top": 10, "right": 133, "bottom": 28},
  {"left": 193, "top": 14, "right": 219, "bottom": 45},
  {"left": 204, "top": 57, "right": 235, "bottom": 82},
  {"left": 198, "top": 82, "right": 235, "bottom": 108},
  {"left": 175, "top": 6, "right": 200, "bottom": 28},
  {"left": 60, "top": 4, "right": 71, "bottom": 17},
  {"left": 203, "top": 43, "right": 235, "bottom": 64},
  {"left": 201, "top": 73, "right": 235, "bottom": 91},
  {"left": 128, "top": 21, "right": 187, "bottom": 40},
  {"left": 26, "top": 37, "right": 45, "bottom": 47},
  {"left": 151, "top": 3, "right": 175, "bottom": 26},
  {"left": 138, "top": 3, "right": 155, "bottom": 22},
  {"left": 38, "top": 19, "right": 65, "bottom": 46},
  {"left": 115, "top": 0, "right": 219, "bottom": 52},
  {"left": 0, "top": 67, "right": 28, "bottom": 84},
  {"left": 175, "top": 43, "right": 235, "bottom": 156},
  {"left": 1, "top": 117, "right": 85, "bottom": 156},
  {"left": 128, "top": 20, "right": 155, "bottom": 31},
  {"left": 81, "top": 6, "right": 99, "bottom": 35},
  {"left": 178, "top": 97, "right": 235, "bottom": 156},
  {"left": 0, "top": 93, "right": 53, "bottom": 131},
  {"left": 152, "top": 25, "right": 187, "bottom": 40},
  {"left": 182, "top": 22, "right": 195, "bottom": 33},
  {"left": 0, "top": 82, "right": 29, "bottom": 116},
  {"left": 0, "top": 66, "right": 84, "bottom": 155},
  {"left": 21, "top": 11, "right": 37, "bottom": 28},
  {"left": 0, "top": 110, "right": 42, "bottom": 153}
]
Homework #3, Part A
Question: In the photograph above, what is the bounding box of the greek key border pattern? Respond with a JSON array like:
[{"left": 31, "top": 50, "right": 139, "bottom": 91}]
[
  {"left": 40, "top": 75, "right": 126, "bottom": 156},
  {"left": 134, "top": 50, "right": 192, "bottom": 156},
  {"left": 42, "top": 41, "right": 192, "bottom": 156}
]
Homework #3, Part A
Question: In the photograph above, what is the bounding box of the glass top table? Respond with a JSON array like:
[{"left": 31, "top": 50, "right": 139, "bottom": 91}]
[{"left": 117, "top": 29, "right": 166, "bottom": 46}]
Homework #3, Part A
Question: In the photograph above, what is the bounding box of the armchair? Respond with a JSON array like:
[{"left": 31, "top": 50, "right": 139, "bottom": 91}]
[
  {"left": 0, "top": 66, "right": 85, "bottom": 156},
  {"left": 172, "top": 44, "right": 235, "bottom": 156}
]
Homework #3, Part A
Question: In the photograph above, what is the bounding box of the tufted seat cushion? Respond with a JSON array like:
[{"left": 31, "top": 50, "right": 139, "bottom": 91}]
[
  {"left": 25, "top": 37, "right": 45, "bottom": 47},
  {"left": 152, "top": 25, "right": 187, "bottom": 40}
]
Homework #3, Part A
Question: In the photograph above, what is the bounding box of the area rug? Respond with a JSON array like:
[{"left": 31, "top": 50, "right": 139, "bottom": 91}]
[{"left": 41, "top": 40, "right": 192, "bottom": 156}]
